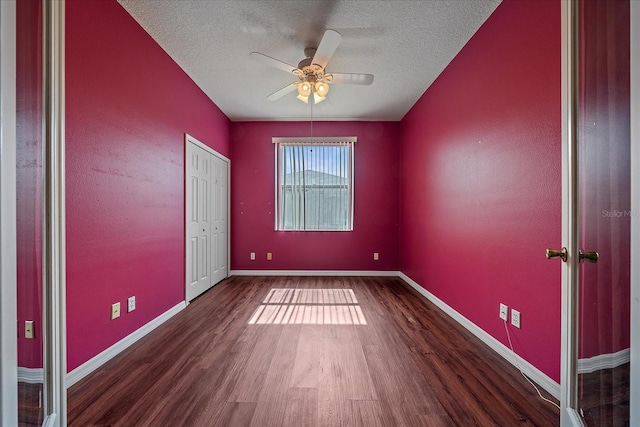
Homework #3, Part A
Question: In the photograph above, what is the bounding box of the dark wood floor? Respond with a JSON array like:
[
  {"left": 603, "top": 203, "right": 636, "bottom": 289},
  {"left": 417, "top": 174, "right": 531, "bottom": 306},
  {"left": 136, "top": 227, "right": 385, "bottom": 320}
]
[
  {"left": 580, "top": 363, "right": 630, "bottom": 427},
  {"left": 18, "top": 382, "right": 43, "bottom": 427},
  {"left": 68, "top": 276, "right": 560, "bottom": 426}
]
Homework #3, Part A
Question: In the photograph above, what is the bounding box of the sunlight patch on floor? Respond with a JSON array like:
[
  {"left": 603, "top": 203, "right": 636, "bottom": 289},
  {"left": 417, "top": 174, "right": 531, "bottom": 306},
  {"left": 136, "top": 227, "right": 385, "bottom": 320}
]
[{"left": 248, "top": 288, "right": 367, "bottom": 325}]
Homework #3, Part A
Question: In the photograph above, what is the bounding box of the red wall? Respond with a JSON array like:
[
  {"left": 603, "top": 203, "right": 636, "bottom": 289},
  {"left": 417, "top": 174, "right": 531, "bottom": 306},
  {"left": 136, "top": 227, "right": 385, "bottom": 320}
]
[
  {"left": 66, "top": 0, "right": 230, "bottom": 371},
  {"left": 230, "top": 121, "right": 399, "bottom": 271},
  {"left": 399, "top": 0, "right": 562, "bottom": 381},
  {"left": 16, "top": 0, "right": 43, "bottom": 369}
]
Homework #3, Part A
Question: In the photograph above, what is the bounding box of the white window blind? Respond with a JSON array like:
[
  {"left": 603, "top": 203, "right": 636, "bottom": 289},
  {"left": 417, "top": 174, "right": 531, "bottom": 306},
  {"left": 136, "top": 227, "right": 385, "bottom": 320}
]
[{"left": 274, "top": 137, "right": 355, "bottom": 231}]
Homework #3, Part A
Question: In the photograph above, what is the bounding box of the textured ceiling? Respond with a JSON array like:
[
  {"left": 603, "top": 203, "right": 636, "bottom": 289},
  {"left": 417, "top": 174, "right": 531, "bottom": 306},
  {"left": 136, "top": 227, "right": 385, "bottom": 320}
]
[{"left": 118, "top": 0, "right": 501, "bottom": 122}]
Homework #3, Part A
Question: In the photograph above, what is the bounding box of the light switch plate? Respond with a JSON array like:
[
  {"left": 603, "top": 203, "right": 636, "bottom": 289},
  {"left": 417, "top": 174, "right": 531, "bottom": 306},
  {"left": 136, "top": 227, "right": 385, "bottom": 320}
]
[
  {"left": 499, "top": 303, "right": 508, "bottom": 321},
  {"left": 111, "top": 302, "right": 121, "bottom": 320},
  {"left": 25, "top": 320, "right": 34, "bottom": 339}
]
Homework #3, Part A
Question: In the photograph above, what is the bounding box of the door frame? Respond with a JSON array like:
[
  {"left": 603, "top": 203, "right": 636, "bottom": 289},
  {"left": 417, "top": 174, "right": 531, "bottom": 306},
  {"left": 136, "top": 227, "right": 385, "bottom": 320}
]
[
  {"left": 184, "top": 134, "right": 230, "bottom": 303},
  {"left": 559, "top": 0, "right": 581, "bottom": 422},
  {"left": 630, "top": 1, "right": 639, "bottom": 425},
  {"left": 41, "top": 0, "right": 67, "bottom": 425},
  {"left": 0, "top": 0, "right": 18, "bottom": 424},
  {"left": 0, "top": 1, "right": 66, "bottom": 425},
  {"left": 560, "top": 1, "right": 638, "bottom": 425}
]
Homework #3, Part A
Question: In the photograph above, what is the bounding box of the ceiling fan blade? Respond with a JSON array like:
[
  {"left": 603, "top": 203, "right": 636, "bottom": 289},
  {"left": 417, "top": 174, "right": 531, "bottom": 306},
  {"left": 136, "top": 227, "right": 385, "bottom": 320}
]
[
  {"left": 266, "top": 83, "right": 298, "bottom": 101},
  {"left": 330, "top": 73, "right": 374, "bottom": 85},
  {"left": 250, "top": 52, "right": 300, "bottom": 75},
  {"left": 312, "top": 29, "right": 342, "bottom": 69}
]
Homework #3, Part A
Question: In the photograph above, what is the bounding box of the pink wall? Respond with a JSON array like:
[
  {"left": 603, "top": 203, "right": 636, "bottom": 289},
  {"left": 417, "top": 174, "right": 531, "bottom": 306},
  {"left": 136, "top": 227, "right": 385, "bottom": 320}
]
[
  {"left": 230, "top": 121, "right": 399, "bottom": 271},
  {"left": 16, "top": 0, "right": 43, "bottom": 369},
  {"left": 578, "top": 0, "right": 630, "bottom": 359},
  {"left": 66, "top": 0, "right": 230, "bottom": 371},
  {"left": 399, "top": 0, "right": 562, "bottom": 381}
]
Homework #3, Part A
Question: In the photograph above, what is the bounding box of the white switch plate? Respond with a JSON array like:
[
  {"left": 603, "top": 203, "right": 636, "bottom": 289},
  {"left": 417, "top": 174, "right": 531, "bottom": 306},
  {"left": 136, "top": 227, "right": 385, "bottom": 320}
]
[
  {"left": 25, "top": 320, "right": 34, "bottom": 339},
  {"left": 499, "top": 303, "right": 508, "bottom": 321},
  {"left": 127, "top": 296, "right": 136, "bottom": 313},
  {"left": 373, "top": 252, "right": 379, "bottom": 260},
  {"left": 267, "top": 252, "right": 272, "bottom": 260},
  {"left": 511, "top": 309, "right": 521, "bottom": 328},
  {"left": 250, "top": 252, "right": 255, "bottom": 260},
  {"left": 111, "top": 302, "right": 121, "bottom": 320}
]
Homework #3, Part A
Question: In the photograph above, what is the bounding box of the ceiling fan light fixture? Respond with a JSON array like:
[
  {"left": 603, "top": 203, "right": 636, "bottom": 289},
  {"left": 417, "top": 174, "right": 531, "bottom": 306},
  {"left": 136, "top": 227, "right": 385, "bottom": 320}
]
[
  {"left": 297, "top": 81, "right": 311, "bottom": 97},
  {"left": 314, "top": 81, "right": 329, "bottom": 96},
  {"left": 252, "top": 29, "right": 374, "bottom": 107},
  {"left": 313, "top": 91, "right": 326, "bottom": 104}
]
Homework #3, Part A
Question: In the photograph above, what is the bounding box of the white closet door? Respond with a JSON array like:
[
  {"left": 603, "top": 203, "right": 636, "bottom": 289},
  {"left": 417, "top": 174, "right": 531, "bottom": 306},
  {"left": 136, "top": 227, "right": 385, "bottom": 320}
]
[
  {"left": 186, "top": 142, "right": 212, "bottom": 301},
  {"left": 211, "top": 155, "right": 228, "bottom": 285}
]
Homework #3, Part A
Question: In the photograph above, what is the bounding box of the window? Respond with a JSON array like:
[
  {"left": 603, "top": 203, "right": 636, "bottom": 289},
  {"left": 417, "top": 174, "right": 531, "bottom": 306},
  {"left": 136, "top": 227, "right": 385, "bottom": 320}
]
[{"left": 274, "top": 137, "right": 355, "bottom": 231}]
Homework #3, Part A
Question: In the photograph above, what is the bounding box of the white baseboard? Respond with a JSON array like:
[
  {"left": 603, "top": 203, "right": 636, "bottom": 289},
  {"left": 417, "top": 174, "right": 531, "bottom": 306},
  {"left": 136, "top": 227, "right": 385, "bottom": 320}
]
[
  {"left": 578, "top": 348, "right": 630, "bottom": 374},
  {"left": 230, "top": 270, "right": 400, "bottom": 277},
  {"left": 398, "top": 272, "right": 561, "bottom": 400},
  {"left": 66, "top": 301, "right": 186, "bottom": 388},
  {"left": 17, "top": 367, "right": 44, "bottom": 384}
]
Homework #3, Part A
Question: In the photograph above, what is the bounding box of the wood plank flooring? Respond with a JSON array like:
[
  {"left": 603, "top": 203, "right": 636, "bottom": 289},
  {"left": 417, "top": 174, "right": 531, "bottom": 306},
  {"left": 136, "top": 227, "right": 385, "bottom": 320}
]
[
  {"left": 67, "top": 276, "right": 560, "bottom": 426},
  {"left": 18, "top": 382, "right": 43, "bottom": 427},
  {"left": 580, "top": 363, "right": 630, "bottom": 427}
]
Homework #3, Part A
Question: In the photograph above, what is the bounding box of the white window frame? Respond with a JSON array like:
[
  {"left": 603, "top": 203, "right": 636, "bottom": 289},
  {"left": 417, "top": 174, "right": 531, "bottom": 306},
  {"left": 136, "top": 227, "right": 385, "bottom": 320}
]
[{"left": 273, "top": 137, "right": 355, "bottom": 232}]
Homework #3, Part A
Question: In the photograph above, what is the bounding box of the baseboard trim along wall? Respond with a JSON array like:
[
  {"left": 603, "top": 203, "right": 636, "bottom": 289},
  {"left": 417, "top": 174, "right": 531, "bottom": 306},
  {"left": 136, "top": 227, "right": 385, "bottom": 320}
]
[
  {"left": 398, "top": 272, "right": 561, "bottom": 400},
  {"left": 230, "top": 270, "right": 400, "bottom": 277},
  {"left": 577, "top": 348, "right": 630, "bottom": 374},
  {"left": 17, "top": 367, "right": 44, "bottom": 384},
  {"left": 66, "top": 301, "right": 187, "bottom": 388}
]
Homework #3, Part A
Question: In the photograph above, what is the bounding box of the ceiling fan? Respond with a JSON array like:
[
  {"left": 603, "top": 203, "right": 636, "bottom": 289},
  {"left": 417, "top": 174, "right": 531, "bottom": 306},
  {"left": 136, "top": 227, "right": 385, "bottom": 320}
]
[{"left": 250, "top": 29, "right": 374, "bottom": 104}]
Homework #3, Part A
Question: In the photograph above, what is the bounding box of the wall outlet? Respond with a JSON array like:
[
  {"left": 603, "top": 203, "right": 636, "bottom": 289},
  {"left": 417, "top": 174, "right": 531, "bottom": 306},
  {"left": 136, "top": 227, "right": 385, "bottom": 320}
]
[
  {"left": 373, "top": 252, "right": 379, "bottom": 261},
  {"left": 266, "top": 252, "right": 272, "bottom": 260},
  {"left": 499, "top": 303, "right": 508, "bottom": 321},
  {"left": 511, "top": 309, "right": 521, "bottom": 328},
  {"left": 25, "top": 320, "right": 34, "bottom": 339},
  {"left": 127, "top": 296, "right": 136, "bottom": 313},
  {"left": 250, "top": 252, "right": 255, "bottom": 260},
  {"left": 111, "top": 302, "right": 121, "bottom": 320}
]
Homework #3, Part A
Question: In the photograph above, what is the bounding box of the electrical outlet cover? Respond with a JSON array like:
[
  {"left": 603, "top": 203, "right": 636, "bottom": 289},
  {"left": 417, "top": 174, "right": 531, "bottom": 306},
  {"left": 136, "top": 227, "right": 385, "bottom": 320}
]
[
  {"left": 511, "top": 309, "right": 521, "bottom": 328},
  {"left": 128, "top": 296, "right": 136, "bottom": 312}
]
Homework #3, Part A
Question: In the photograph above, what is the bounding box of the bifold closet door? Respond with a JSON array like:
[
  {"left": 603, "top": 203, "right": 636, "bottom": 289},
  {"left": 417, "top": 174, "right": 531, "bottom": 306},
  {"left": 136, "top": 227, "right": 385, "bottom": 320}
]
[
  {"left": 211, "top": 155, "right": 228, "bottom": 285},
  {"left": 186, "top": 142, "right": 212, "bottom": 302}
]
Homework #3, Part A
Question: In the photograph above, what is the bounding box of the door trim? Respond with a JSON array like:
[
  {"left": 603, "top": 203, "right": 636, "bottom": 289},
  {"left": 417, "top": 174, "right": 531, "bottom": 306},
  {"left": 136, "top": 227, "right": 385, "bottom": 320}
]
[
  {"left": 0, "top": 0, "right": 18, "bottom": 424},
  {"left": 630, "top": 1, "right": 639, "bottom": 424},
  {"left": 559, "top": 0, "right": 582, "bottom": 424},
  {"left": 42, "top": 0, "right": 66, "bottom": 425},
  {"left": 184, "top": 134, "right": 230, "bottom": 303}
]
